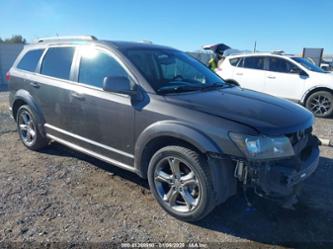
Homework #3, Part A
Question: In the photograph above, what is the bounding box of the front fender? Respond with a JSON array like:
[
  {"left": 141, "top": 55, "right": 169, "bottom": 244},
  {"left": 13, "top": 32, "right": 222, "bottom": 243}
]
[{"left": 134, "top": 120, "right": 222, "bottom": 175}]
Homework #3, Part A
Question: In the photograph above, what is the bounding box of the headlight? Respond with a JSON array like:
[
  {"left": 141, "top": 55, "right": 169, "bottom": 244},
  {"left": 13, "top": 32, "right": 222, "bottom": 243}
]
[{"left": 230, "top": 133, "right": 295, "bottom": 160}]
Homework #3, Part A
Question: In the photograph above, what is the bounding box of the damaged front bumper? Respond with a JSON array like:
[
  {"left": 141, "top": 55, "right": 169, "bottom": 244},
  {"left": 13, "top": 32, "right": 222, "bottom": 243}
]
[{"left": 234, "top": 135, "right": 320, "bottom": 206}]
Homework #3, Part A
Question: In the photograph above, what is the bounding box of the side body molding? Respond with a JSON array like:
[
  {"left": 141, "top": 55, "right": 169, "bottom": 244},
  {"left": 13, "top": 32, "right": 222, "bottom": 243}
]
[
  {"left": 12, "top": 89, "right": 46, "bottom": 136},
  {"left": 134, "top": 120, "right": 222, "bottom": 176}
]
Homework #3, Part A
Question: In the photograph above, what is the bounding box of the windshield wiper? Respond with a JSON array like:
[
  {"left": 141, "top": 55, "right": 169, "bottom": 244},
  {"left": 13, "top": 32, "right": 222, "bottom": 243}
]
[
  {"left": 157, "top": 85, "right": 202, "bottom": 94},
  {"left": 199, "top": 82, "right": 232, "bottom": 91}
]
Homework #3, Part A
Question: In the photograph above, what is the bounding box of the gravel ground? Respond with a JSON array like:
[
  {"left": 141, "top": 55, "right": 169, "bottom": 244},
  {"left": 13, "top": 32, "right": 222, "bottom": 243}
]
[{"left": 0, "top": 92, "right": 332, "bottom": 248}]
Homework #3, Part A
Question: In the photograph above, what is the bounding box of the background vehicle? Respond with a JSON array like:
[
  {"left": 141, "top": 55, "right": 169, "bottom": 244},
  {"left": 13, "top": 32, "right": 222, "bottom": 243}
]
[
  {"left": 8, "top": 36, "right": 319, "bottom": 221},
  {"left": 218, "top": 53, "right": 333, "bottom": 118}
]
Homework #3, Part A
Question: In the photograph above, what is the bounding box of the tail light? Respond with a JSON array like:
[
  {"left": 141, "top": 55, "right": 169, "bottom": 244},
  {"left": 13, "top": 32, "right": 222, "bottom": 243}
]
[{"left": 5, "top": 71, "right": 11, "bottom": 81}]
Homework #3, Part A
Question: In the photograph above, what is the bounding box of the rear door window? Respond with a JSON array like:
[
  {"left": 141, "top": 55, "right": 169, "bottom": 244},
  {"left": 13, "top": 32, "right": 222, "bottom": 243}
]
[
  {"left": 243, "top": 56, "right": 265, "bottom": 70},
  {"left": 78, "top": 48, "right": 130, "bottom": 88},
  {"left": 17, "top": 49, "right": 44, "bottom": 72},
  {"left": 40, "top": 47, "right": 75, "bottom": 80}
]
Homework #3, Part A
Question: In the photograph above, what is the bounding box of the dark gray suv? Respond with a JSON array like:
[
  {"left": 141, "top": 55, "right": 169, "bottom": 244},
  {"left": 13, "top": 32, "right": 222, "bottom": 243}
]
[{"left": 8, "top": 36, "right": 320, "bottom": 221}]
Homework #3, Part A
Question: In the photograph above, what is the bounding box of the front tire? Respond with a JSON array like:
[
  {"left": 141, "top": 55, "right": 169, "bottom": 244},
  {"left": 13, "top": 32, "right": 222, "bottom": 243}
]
[
  {"left": 16, "top": 105, "right": 48, "bottom": 150},
  {"left": 305, "top": 91, "right": 333, "bottom": 118},
  {"left": 147, "top": 146, "right": 216, "bottom": 221}
]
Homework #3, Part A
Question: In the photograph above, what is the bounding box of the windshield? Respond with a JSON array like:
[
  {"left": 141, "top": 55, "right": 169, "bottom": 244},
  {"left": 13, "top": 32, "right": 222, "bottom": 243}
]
[
  {"left": 123, "top": 48, "right": 225, "bottom": 93},
  {"left": 292, "top": 57, "right": 326, "bottom": 73}
]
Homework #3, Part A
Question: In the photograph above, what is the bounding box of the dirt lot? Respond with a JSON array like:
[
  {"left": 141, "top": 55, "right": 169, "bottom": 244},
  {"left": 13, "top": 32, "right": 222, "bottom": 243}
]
[{"left": 0, "top": 92, "right": 332, "bottom": 248}]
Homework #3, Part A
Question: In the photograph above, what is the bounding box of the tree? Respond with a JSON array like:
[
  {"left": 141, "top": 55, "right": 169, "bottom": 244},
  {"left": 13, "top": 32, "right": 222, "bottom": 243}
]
[{"left": 0, "top": 35, "right": 26, "bottom": 44}]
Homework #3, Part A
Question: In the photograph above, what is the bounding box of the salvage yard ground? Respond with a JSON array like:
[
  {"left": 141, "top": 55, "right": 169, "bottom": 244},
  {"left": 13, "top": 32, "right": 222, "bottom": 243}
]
[{"left": 0, "top": 92, "right": 332, "bottom": 248}]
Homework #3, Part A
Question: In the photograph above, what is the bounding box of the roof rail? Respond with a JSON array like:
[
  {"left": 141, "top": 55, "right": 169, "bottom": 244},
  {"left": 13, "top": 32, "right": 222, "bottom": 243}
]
[{"left": 36, "top": 35, "right": 97, "bottom": 43}]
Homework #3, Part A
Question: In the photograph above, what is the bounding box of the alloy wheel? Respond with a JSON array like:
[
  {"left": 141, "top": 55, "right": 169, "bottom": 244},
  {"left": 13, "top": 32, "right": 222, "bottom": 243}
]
[
  {"left": 309, "top": 94, "right": 332, "bottom": 116},
  {"left": 153, "top": 156, "right": 201, "bottom": 213},
  {"left": 18, "top": 110, "right": 37, "bottom": 146}
]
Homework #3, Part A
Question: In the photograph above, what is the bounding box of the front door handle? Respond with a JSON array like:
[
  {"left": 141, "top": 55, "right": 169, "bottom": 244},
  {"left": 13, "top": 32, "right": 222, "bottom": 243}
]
[
  {"left": 30, "top": 82, "right": 40, "bottom": 88},
  {"left": 236, "top": 72, "right": 243, "bottom": 76},
  {"left": 71, "top": 92, "right": 85, "bottom": 100}
]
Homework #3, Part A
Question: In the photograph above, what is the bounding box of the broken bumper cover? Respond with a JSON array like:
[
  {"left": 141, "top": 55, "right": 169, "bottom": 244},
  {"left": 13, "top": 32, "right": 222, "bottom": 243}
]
[{"left": 247, "top": 135, "right": 320, "bottom": 199}]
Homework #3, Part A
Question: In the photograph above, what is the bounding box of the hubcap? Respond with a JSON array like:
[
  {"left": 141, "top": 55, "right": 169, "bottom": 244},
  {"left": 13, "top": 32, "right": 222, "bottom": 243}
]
[
  {"left": 154, "top": 156, "right": 200, "bottom": 213},
  {"left": 310, "top": 95, "right": 332, "bottom": 115},
  {"left": 18, "top": 110, "right": 36, "bottom": 146}
]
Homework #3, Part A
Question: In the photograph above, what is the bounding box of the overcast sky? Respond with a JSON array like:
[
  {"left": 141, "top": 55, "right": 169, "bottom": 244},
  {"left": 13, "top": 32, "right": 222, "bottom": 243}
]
[{"left": 0, "top": 0, "right": 332, "bottom": 54}]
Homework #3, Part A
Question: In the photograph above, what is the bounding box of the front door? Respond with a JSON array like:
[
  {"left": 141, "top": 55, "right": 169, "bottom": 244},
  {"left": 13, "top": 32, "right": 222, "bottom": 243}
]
[
  {"left": 264, "top": 57, "right": 307, "bottom": 100},
  {"left": 69, "top": 46, "right": 135, "bottom": 166}
]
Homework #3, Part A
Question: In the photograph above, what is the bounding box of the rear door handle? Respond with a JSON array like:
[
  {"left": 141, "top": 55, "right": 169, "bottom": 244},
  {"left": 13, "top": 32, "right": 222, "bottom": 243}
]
[
  {"left": 267, "top": 75, "right": 276, "bottom": 79},
  {"left": 236, "top": 73, "right": 243, "bottom": 76},
  {"left": 30, "top": 82, "right": 40, "bottom": 88},
  {"left": 71, "top": 92, "right": 85, "bottom": 100}
]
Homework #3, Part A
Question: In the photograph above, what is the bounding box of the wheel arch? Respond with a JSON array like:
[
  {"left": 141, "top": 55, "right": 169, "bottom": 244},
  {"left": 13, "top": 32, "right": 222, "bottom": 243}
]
[
  {"left": 134, "top": 121, "right": 222, "bottom": 178},
  {"left": 12, "top": 90, "right": 46, "bottom": 136},
  {"left": 301, "top": 86, "right": 333, "bottom": 104}
]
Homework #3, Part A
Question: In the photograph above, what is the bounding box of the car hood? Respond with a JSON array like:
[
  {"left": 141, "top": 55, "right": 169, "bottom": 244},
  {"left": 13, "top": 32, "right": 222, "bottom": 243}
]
[{"left": 165, "top": 87, "right": 314, "bottom": 136}]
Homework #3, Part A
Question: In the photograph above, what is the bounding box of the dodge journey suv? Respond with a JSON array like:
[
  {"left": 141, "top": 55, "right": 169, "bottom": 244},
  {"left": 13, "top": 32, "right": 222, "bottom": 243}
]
[{"left": 8, "top": 36, "right": 320, "bottom": 221}]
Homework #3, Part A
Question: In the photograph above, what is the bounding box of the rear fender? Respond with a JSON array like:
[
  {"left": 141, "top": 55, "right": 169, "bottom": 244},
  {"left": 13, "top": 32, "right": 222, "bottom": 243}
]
[{"left": 12, "top": 89, "right": 46, "bottom": 136}]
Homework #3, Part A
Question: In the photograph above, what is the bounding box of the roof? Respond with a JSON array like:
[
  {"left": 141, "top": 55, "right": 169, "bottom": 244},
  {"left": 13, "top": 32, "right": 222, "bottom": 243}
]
[
  {"left": 226, "top": 52, "right": 296, "bottom": 58},
  {"left": 103, "top": 40, "right": 176, "bottom": 51},
  {"left": 28, "top": 36, "right": 177, "bottom": 52}
]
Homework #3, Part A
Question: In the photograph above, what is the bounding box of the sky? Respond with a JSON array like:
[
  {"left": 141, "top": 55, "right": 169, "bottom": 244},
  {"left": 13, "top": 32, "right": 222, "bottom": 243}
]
[{"left": 0, "top": 0, "right": 332, "bottom": 54}]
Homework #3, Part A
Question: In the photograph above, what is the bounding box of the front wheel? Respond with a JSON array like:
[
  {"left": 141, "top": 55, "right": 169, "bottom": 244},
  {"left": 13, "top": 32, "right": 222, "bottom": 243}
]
[
  {"left": 147, "top": 146, "right": 216, "bottom": 221},
  {"left": 305, "top": 91, "right": 333, "bottom": 118}
]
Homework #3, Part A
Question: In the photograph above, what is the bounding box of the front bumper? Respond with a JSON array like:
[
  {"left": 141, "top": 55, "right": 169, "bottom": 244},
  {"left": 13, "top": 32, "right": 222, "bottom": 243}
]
[{"left": 239, "top": 135, "right": 320, "bottom": 201}]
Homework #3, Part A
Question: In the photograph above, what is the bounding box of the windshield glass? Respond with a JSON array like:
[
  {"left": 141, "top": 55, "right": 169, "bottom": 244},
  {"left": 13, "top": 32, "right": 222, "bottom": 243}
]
[
  {"left": 292, "top": 57, "right": 326, "bottom": 73},
  {"left": 123, "top": 48, "right": 225, "bottom": 93}
]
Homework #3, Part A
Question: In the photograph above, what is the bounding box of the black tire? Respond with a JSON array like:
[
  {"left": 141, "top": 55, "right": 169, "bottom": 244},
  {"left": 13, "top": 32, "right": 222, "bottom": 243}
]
[
  {"left": 305, "top": 91, "right": 333, "bottom": 118},
  {"left": 16, "top": 105, "right": 48, "bottom": 150},
  {"left": 147, "top": 146, "right": 216, "bottom": 221}
]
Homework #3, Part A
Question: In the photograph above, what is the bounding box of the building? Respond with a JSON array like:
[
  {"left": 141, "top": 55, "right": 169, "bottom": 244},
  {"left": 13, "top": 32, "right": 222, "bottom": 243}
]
[{"left": 0, "top": 44, "right": 24, "bottom": 91}]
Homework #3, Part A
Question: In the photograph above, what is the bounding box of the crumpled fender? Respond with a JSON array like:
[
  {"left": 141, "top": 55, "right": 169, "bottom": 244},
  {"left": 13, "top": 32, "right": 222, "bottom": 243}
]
[{"left": 134, "top": 120, "right": 222, "bottom": 176}]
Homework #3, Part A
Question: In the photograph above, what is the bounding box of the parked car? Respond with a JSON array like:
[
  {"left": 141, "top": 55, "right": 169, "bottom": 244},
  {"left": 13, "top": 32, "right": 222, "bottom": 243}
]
[
  {"left": 217, "top": 53, "right": 333, "bottom": 117},
  {"left": 320, "top": 62, "right": 333, "bottom": 72},
  {"left": 7, "top": 36, "right": 319, "bottom": 221}
]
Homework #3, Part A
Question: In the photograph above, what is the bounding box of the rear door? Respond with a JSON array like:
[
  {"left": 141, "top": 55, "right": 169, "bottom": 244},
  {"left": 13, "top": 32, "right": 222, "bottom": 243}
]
[
  {"left": 264, "top": 57, "right": 307, "bottom": 100},
  {"left": 232, "top": 56, "right": 267, "bottom": 92},
  {"left": 35, "top": 46, "right": 76, "bottom": 130}
]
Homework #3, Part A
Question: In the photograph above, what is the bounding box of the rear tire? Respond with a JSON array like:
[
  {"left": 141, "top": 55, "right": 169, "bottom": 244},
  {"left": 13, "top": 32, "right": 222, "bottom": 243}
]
[
  {"left": 147, "top": 146, "right": 216, "bottom": 221},
  {"left": 16, "top": 105, "right": 48, "bottom": 150},
  {"left": 305, "top": 91, "right": 333, "bottom": 118}
]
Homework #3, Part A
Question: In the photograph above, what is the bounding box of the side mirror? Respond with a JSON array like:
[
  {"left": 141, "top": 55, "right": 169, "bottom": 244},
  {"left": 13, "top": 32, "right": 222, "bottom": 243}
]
[
  {"left": 103, "top": 76, "right": 136, "bottom": 95},
  {"left": 299, "top": 70, "right": 309, "bottom": 77},
  {"left": 291, "top": 68, "right": 309, "bottom": 77}
]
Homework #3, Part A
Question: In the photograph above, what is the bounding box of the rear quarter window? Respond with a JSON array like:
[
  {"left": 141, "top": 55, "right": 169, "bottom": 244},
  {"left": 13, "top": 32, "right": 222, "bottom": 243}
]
[
  {"left": 229, "top": 57, "right": 240, "bottom": 67},
  {"left": 40, "top": 47, "right": 75, "bottom": 80},
  {"left": 17, "top": 49, "right": 44, "bottom": 72}
]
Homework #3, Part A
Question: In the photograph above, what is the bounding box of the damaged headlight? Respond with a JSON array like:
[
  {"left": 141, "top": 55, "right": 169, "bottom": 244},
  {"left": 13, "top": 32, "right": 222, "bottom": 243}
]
[{"left": 230, "top": 133, "right": 295, "bottom": 160}]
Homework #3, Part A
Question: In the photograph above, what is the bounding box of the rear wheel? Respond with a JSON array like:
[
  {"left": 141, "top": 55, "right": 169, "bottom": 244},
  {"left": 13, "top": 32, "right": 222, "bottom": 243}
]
[
  {"left": 148, "top": 146, "right": 216, "bottom": 221},
  {"left": 16, "top": 105, "right": 48, "bottom": 150},
  {"left": 305, "top": 91, "right": 333, "bottom": 118}
]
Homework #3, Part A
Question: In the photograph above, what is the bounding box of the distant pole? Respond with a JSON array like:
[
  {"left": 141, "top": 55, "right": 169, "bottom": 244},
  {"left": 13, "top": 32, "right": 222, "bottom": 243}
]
[{"left": 254, "top": 41, "right": 257, "bottom": 53}]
